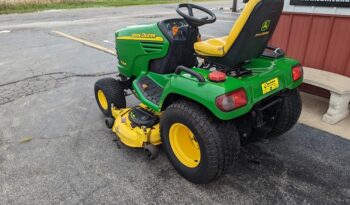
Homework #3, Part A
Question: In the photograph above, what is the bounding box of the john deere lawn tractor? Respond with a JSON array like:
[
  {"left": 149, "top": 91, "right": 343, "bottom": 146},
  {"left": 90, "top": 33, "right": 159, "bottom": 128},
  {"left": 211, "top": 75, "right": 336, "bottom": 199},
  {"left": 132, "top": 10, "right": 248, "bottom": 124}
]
[{"left": 94, "top": 0, "right": 303, "bottom": 184}]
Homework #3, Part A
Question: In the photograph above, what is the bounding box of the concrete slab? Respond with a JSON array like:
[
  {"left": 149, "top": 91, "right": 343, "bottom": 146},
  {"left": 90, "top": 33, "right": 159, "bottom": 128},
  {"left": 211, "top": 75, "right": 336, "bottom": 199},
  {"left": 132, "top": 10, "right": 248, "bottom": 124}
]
[{"left": 299, "top": 92, "right": 350, "bottom": 140}]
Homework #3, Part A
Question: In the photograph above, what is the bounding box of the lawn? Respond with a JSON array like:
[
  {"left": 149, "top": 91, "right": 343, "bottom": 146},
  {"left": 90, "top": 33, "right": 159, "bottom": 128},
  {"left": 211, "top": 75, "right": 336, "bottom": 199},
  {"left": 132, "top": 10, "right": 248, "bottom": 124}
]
[{"left": 0, "top": 0, "right": 216, "bottom": 14}]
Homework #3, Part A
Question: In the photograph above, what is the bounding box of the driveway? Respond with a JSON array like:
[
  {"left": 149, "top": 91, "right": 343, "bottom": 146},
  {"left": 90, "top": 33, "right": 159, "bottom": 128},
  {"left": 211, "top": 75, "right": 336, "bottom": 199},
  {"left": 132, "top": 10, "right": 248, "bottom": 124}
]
[{"left": 0, "top": 1, "right": 349, "bottom": 204}]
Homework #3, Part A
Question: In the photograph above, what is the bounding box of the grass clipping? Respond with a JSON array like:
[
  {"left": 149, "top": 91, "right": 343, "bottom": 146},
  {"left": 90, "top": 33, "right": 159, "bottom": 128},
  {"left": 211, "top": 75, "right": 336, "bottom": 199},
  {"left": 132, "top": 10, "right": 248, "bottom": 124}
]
[{"left": 0, "top": 0, "right": 202, "bottom": 14}]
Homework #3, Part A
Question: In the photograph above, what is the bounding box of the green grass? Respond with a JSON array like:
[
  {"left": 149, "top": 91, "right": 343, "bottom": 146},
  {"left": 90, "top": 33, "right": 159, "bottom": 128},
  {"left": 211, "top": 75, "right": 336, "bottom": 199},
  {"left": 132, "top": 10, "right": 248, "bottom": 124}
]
[{"left": 0, "top": 0, "right": 216, "bottom": 15}]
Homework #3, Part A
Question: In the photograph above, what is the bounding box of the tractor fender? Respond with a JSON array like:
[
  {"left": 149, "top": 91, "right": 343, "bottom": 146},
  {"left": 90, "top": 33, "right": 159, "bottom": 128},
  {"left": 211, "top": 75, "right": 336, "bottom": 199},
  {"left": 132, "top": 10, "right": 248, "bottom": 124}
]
[{"left": 159, "top": 74, "right": 251, "bottom": 120}]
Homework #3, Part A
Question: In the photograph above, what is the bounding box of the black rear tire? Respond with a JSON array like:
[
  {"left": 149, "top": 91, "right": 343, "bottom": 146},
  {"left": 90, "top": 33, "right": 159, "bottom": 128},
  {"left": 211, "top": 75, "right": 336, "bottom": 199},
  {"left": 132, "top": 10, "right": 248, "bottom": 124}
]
[
  {"left": 94, "top": 77, "right": 126, "bottom": 117},
  {"left": 268, "top": 89, "right": 302, "bottom": 138},
  {"left": 160, "top": 99, "right": 240, "bottom": 184}
]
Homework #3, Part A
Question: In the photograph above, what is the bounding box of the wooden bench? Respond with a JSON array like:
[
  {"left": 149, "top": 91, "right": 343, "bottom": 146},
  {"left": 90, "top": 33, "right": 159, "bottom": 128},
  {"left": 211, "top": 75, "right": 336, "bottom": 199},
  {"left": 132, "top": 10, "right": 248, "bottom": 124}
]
[{"left": 303, "top": 67, "right": 350, "bottom": 124}]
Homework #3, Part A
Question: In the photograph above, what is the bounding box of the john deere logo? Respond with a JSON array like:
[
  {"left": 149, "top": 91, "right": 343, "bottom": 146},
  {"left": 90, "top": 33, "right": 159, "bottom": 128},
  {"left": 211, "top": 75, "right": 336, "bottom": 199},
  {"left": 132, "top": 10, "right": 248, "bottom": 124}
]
[{"left": 261, "top": 20, "right": 270, "bottom": 31}]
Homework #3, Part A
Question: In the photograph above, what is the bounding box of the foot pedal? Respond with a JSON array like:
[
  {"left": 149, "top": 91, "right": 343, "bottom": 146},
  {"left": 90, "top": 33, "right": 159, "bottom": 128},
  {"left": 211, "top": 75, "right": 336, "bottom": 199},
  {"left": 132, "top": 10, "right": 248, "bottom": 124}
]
[{"left": 137, "top": 76, "right": 163, "bottom": 105}]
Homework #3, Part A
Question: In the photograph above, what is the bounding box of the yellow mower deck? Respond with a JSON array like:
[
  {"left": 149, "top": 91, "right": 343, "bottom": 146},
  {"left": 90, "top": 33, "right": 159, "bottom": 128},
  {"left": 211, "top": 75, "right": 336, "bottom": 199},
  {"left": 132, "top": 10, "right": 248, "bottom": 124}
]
[{"left": 111, "top": 105, "right": 161, "bottom": 147}]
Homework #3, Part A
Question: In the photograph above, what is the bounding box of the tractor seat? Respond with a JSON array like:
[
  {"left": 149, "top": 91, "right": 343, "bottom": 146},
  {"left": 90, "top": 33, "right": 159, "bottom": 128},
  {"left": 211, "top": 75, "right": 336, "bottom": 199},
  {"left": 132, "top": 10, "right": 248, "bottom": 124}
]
[
  {"left": 195, "top": 36, "right": 228, "bottom": 57},
  {"left": 194, "top": 0, "right": 284, "bottom": 67}
]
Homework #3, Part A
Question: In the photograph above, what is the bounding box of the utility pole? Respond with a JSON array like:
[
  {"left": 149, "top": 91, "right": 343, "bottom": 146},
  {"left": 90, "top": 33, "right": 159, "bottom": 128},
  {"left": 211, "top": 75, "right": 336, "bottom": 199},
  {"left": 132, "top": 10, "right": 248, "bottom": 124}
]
[{"left": 232, "top": 0, "right": 237, "bottom": 12}]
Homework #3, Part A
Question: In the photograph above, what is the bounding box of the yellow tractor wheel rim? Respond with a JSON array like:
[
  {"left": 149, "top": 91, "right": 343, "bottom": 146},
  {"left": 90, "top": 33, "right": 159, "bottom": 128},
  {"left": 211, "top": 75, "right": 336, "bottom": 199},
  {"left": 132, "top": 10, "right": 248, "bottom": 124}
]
[
  {"left": 97, "top": 90, "right": 108, "bottom": 110},
  {"left": 169, "top": 123, "right": 201, "bottom": 168}
]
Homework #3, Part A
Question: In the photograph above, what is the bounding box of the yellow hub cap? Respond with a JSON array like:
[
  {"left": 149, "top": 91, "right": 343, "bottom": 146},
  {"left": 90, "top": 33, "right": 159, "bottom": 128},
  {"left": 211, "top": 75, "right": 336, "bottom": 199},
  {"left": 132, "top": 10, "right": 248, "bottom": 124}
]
[
  {"left": 169, "top": 123, "right": 201, "bottom": 168},
  {"left": 97, "top": 90, "right": 108, "bottom": 110}
]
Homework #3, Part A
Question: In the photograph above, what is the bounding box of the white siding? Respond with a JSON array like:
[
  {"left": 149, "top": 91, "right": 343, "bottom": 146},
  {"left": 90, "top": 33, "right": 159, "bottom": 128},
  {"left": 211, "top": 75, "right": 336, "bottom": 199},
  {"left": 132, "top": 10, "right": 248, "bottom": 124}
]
[{"left": 283, "top": 0, "right": 350, "bottom": 16}]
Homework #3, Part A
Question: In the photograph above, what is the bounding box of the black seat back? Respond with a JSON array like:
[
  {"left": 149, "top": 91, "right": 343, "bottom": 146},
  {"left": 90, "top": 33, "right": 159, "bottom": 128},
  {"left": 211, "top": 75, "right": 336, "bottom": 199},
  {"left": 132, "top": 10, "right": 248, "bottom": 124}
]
[{"left": 209, "top": 0, "right": 284, "bottom": 67}]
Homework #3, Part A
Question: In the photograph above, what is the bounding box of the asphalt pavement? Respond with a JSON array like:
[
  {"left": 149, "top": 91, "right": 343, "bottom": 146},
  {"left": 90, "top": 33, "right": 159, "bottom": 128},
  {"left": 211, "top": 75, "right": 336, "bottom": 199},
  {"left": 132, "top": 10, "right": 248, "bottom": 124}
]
[{"left": 0, "top": 1, "right": 349, "bottom": 204}]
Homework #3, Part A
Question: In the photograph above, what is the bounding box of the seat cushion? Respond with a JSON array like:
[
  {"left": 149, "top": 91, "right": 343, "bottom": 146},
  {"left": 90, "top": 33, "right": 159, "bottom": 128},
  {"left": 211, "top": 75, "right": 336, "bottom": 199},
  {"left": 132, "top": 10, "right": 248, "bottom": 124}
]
[{"left": 194, "top": 36, "right": 228, "bottom": 57}]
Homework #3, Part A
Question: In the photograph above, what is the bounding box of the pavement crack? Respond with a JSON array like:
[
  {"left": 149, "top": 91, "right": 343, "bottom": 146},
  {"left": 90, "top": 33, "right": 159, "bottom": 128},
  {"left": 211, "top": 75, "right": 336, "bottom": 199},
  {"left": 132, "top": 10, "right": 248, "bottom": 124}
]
[
  {"left": 0, "top": 71, "right": 117, "bottom": 106},
  {"left": 0, "top": 71, "right": 117, "bottom": 87}
]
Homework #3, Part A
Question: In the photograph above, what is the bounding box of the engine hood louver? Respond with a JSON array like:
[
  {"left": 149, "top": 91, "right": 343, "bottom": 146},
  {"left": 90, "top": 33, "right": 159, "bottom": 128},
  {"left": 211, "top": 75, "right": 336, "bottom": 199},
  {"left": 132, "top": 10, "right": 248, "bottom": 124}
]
[{"left": 141, "top": 42, "right": 164, "bottom": 53}]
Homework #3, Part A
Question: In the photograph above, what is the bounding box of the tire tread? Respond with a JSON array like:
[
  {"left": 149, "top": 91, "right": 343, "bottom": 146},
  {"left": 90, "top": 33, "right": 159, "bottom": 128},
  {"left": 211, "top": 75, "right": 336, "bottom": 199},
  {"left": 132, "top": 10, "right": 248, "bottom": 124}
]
[
  {"left": 94, "top": 77, "right": 126, "bottom": 117},
  {"left": 161, "top": 99, "right": 240, "bottom": 183},
  {"left": 269, "top": 89, "right": 302, "bottom": 138}
]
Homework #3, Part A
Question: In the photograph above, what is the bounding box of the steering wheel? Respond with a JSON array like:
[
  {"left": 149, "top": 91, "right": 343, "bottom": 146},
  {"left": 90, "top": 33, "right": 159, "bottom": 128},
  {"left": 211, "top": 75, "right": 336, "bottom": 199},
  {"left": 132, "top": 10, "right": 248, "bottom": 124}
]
[{"left": 176, "top": 3, "right": 216, "bottom": 27}]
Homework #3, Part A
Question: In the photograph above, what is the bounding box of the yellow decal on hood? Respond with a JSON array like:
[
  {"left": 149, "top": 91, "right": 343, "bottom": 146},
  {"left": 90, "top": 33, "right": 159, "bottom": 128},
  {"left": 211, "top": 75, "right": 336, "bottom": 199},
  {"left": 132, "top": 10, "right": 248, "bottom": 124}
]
[{"left": 117, "top": 33, "right": 164, "bottom": 42}]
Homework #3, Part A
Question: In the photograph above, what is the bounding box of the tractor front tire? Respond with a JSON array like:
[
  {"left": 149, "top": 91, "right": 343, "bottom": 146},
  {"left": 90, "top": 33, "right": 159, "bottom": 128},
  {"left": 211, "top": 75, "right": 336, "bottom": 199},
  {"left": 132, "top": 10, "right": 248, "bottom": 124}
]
[
  {"left": 268, "top": 89, "right": 302, "bottom": 138},
  {"left": 94, "top": 77, "right": 126, "bottom": 117},
  {"left": 160, "top": 100, "right": 240, "bottom": 184}
]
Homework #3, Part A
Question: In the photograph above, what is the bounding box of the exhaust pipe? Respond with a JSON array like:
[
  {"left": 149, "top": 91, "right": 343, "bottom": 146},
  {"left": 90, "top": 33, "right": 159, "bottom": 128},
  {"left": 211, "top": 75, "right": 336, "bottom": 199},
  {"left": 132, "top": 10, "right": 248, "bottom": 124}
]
[{"left": 105, "top": 117, "right": 115, "bottom": 129}]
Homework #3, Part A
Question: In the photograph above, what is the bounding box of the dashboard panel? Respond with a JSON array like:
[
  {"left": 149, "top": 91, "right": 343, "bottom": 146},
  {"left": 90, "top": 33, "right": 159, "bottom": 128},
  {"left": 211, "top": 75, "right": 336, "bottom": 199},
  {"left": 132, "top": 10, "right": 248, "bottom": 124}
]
[{"left": 158, "top": 18, "right": 189, "bottom": 41}]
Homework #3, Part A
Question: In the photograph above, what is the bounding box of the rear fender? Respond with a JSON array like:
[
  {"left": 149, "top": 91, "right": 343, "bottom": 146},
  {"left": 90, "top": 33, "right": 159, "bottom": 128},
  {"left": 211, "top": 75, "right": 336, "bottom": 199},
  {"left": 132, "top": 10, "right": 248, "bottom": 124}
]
[
  {"left": 160, "top": 73, "right": 248, "bottom": 120},
  {"left": 160, "top": 57, "right": 303, "bottom": 120}
]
